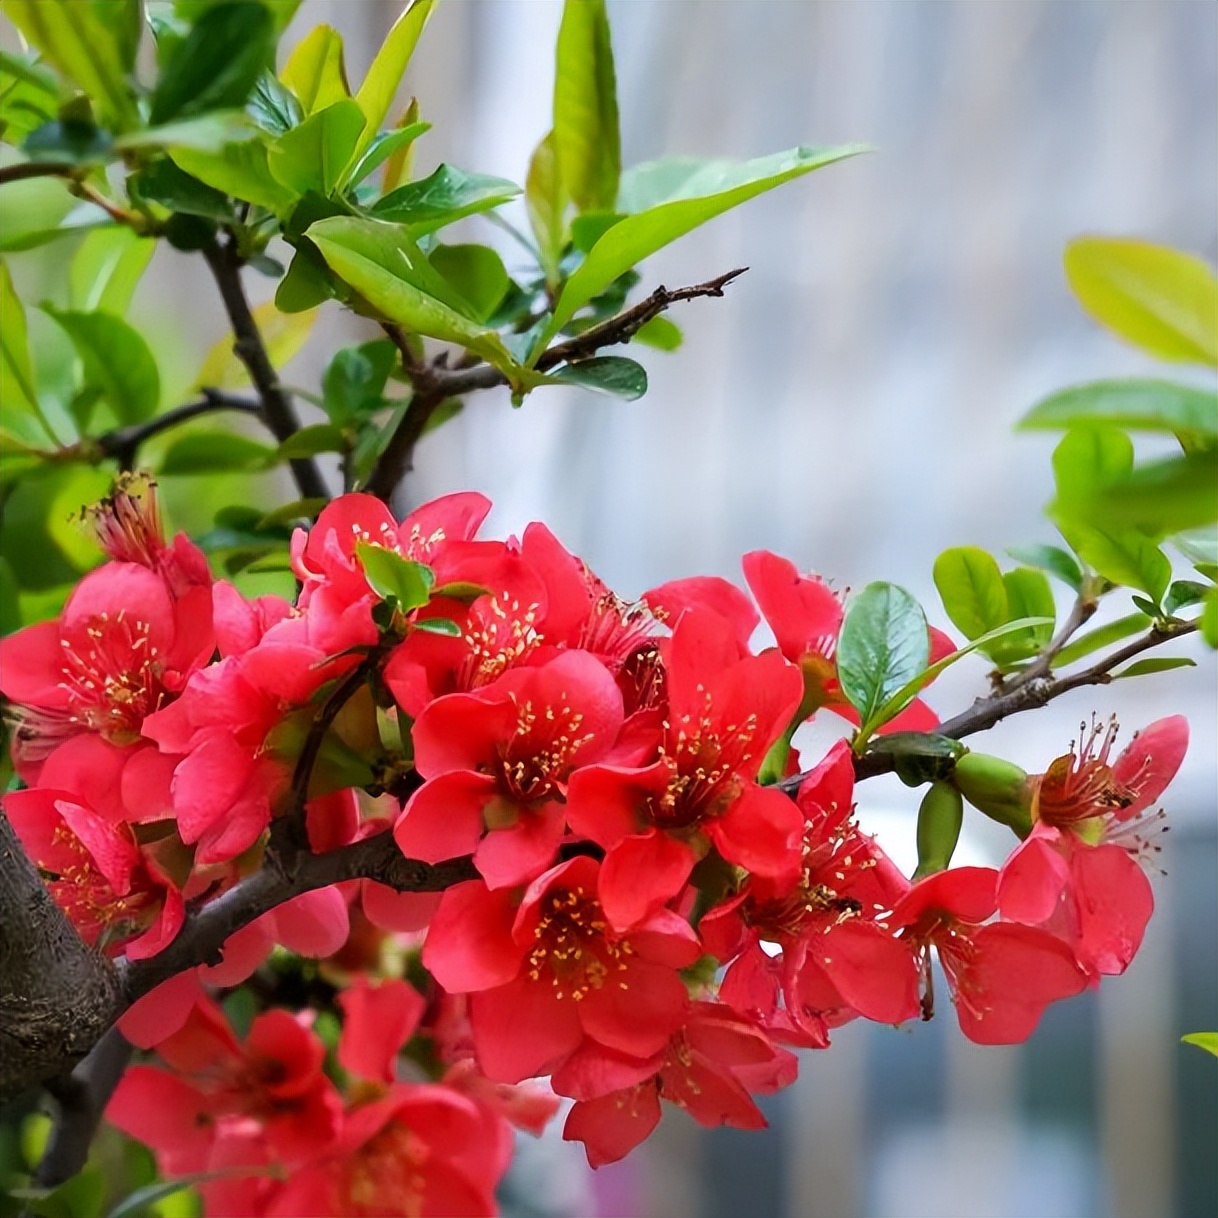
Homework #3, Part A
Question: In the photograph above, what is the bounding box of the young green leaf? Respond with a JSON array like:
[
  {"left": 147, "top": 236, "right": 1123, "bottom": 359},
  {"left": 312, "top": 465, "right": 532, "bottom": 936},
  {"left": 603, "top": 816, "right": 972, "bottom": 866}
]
[
  {"left": 268, "top": 98, "right": 365, "bottom": 196},
  {"left": 45, "top": 307, "right": 160, "bottom": 424},
  {"left": 526, "top": 130, "right": 568, "bottom": 284},
  {"left": 933, "top": 546, "right": 1009, "bottom": 640},
  {"left": 171, "top": 141, "right": 299, "bottom": 215},
  {"left": 128, "top": 158, "right": 234, "bottom": 221},
  {"left": 280, "top": 23, "right": 350, "bottom": 115},
  {"left": 351, "top": 0, "right": 435, "bottom": 162},
  {"left": 553, "top": 0, "right": 620, "bottom": 214},
  {"left": 549, "top": 356, "right": 647, "bottom": 400},
  {"left": 1018, "top": 378, "right": 1217, "bottom": 440},
  {"left": 1164, "top": 579, "right": 1210, "bottom": 617},
  {"left": 1090, "top": 452, "right": 1218, "bottom": 536},
  {"left": 1202, "top": 589, "right": 1218, "bottom": 648},
  {"left": 837, "top": 581, "right": 929, "bottom": 733},
  {"left": 999, "top": 567, "right": 1056, "bottom": 655},
  {"left": 345, "top": 120, "right": 430, "bottom": 187},
  {"left": 534, "top": 143, "right": 868, "bottom": 353},
  {"left": 322, "top": 340, "right": 397, "bottom": 422},
  {"left": 1181, "top": 1031, "right": 1218, "bottom": 1057},
  {"left": 2, "top": 0, "right": 138, "bottom": 129},
  {"left": 114, "top": 111, "right": 259, "bottom": 154},
  {"left": 0, "top": 258, "right": 57, "bottom": 444},
  {"left": 1053, "top": 612, "right": 1151, "bottom": 667},
  {"left": 159, "top": 431, "right": 278, "bottom": 475},
  {"left": 633, "top": 315, "right": 683, "bottom": 351},
  {"left": 1112, "top": 657, "right": 1197, "bottom": 680},
  {"left": 370, "top": 164, "right": 521, "bottom": 234},
  {"left": 1056, "top": 523, "right": 1171, "bottom": 603},
  {"left": 1064, "top": 237, "right": 1218, "bottom": 367},
  {"left": 150, "top": 1, "right": 274, "bottom": 124},
  {"left": 355, "top": 541, "right": 434, "bottom": 610},
  {"left": 1006, "top": 543, "right": 1083, "bottom": 592},
  {"left": 277, "top": 423, "right": 348, "bottom": 459}
]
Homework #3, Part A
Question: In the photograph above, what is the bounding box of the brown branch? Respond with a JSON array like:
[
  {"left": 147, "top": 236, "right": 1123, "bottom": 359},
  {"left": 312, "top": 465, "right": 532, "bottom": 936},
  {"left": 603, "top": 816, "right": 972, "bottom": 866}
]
[
  {"left": 0, "top": 160, "right": 77, "bottom": 185},
  {"left": 201, "top": 232, "right": 329, "bottom": 502},
  {"left": 363, "top": 268, "right": 749, "bottom": 501},
  {"left": 118, "top": 831, "right": 477, "bottom": 1008},
  {"left": 97, "top": 391, "right": 263, "bottom": 470},
  {"left": 1001, "top": 588, "right": 1098, "bottom": 695}
]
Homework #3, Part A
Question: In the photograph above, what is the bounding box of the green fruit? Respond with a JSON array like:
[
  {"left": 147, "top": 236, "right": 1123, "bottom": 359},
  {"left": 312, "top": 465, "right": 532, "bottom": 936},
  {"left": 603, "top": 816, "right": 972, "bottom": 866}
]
[
  {"left": 951, "top": 751, "right": 1033, "bottom": 837},
  {"left": 913, "top": 781, "right": 965, "bottom": 880}
]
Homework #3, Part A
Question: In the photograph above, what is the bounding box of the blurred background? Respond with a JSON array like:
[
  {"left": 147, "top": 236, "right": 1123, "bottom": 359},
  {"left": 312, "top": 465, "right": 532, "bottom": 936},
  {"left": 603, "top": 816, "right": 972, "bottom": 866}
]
[{"left": 5, "top": 2, "right": 1216, "bottom": 1216}]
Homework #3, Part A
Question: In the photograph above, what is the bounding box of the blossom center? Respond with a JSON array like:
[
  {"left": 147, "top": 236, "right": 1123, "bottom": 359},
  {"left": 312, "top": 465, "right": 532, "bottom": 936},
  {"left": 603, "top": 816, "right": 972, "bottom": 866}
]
[{"left": 527, "top": 885, "right": 633, "bottom": 1000}]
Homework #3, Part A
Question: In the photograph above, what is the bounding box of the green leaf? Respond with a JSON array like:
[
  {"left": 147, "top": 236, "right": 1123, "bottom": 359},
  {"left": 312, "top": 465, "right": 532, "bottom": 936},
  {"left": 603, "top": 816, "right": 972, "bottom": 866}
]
[
  {"left": 150, "top": 1, "right": 274, "bottom": 124},
  {"left": 171, "top": 140, "right": 298, "bottom": 214},
  {"left": 1112, "top": 657, "right": 1197, "bottom": 680},
  {"left": 1, "top": 0, "right": 137, "bottom": 129},
  {"left": 128, "top": 157, "right": 234, "bottom": 221},
  {"left": 275, "top": 248, "right": 335, "bottom": 312},
  {"left": 0, "top": 257, "right": 56, "bottom": 444},
  {"left": 322, "top": 340, "right": 397, "bottom": 423},
  {"left": 257, "top": 497, "right": 327, "bottom": 528},
  {"left": 1053, "top": 613, "right": 1151, "bottom": 667},
  {"left": 999, "top": 567, "right": 1056, "bottom": 656},
  {"left": 633, "top": 315, "right": 683, "bottom": 351},
  {"left": 550, "top": 356, "right": 647, "bottom": 400},
  {"left": 1164, "top": 579, "right": 1210, "bottom": 616},
  {"left": 69, "top": 227, "right": 155, "bottom": 316},
  {"left": 1202, "top": 589, "right": 1218, "bottom": 648},
  {"left": 351, "top": 0, "right": 435, "bottom": 162},
  {"left": 837, "top": 581, "right": 929, "bottom": 732},
  {"left": 413, "top": 616, "right": 461, "bottom": 636},
  {"left": 1005, "top": 543, "right": 1083, "bottom": 592},
  {"left": 1051, "top": 425, "right": 1134, "bottom": 509},
  {"left": 1064, "top": 237, "right": 1218, "bottom": 367},
  {"left": 346, "top": 120, "right": 430, "bottom": 187},
  {"left": 355, "top": 541, "right": 433, "bottom": 610},
  {"left": 277, "top": 423, "right": 348, "bottom": 459},
  {"left": 867, "top": 617, "right": 1054, "bottom": 734},
  {"left": 45, "top": 307, "right": 160, "bottom": 423},
  {"left": 114, "top": 111, "right": 259, "bottom": 153},
  {"left": 1018, "top": 378, "right": 1217, "bottom": 440},
  {"left": 1090, "top": 452, "right": 1218, "bottom": 536},
  {"left": 553, "top": 0, "right": 620, "bottom": 213},
  {"left": 370, "top": 164, "right": 521, "bottom": 234},
  {"left": 247, "top": 70, "right": 303, "bottom": 135},
  {"left": 308, "top": 216, "right": 525, "bottom": 382},
  {"left": 1181, "top": 1031, "right": 1218, "bottom": 1057},
  {"left": 1172, "top": 526, "right": 1218, "bottom": 569},
  {"left": 280, "top": 23, "right": 349, "bottom": 116},
  {"left": 536, "top": 144, "right": 867, "bottom": 353},
  {"left": 24, "top": 118, "right": 113, "bottom": 164},
  {"left": 429, "top": 243, "right": 509, "bottom": 323},
  {"left": 1060, "top": 523, "right": 1171, "bottom": 602},
  {"left": 159, "top": 431, "right": 277, "bottom": 474},
  {"left": 268, "top": 98, "right": 365, "bottom": 195},
  {"left": 526, "top": 130, "right": 567, "bottom": 282},
  {"left": 933, "top": 546, "right": 1009, "bottom": 640}
]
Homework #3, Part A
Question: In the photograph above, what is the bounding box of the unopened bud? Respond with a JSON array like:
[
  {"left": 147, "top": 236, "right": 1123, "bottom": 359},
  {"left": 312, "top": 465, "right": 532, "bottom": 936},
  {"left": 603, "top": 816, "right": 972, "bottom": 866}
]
[
  {"left": 913, "top": 781, "right": 964, "bottom": 880},
  {"left": 951, "top": 751, "right": 1033, "bottom": 838}
]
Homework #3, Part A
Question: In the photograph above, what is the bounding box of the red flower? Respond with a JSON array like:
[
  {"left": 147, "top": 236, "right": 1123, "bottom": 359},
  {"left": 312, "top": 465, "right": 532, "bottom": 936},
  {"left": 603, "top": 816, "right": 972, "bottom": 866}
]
[
  {"left": 394, "top": 650, "right": 624, "bottom": 887},
  {"left": 556, "top": 1002, "right": 797, "bottom": 1167},
  {"left": 422, "top": 856, "right": 700, "bottom": 1083},
  {"left": 998, "top": 716, "right": 1188, "bottom": 976},
  {"left": 889, "top": 867, "right": 1086, "bottom": 1044},
  {"left": 566, "top": 607, "right": 804, "bottom": 930}
]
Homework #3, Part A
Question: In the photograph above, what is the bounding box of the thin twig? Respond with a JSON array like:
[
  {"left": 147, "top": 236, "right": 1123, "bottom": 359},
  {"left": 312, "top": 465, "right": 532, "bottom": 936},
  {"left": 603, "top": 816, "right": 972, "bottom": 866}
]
[
  {"left": 97, "top": 391, "right": 263, "bottom": 470},
  {"left": 0, "top": 160, "right": 77, "bottom": 186},
  {"left": 1001, "top": 588, "right": 1098, "bottom": 694},
  {"left": 364, "top": 268, "right": 749, "bottom": 501},
  {"left": 201, "top": 232, "right": 329, "bottom": 501}
]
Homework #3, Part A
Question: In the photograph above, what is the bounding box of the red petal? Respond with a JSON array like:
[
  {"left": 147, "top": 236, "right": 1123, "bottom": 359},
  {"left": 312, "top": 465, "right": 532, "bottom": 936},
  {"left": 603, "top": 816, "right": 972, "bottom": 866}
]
[
  {"left": 474, "top": 803, "right": 566, "bottom": 890},
  {"left": 1113, "top": 715, "right": 1189, "bottom": 816},
  {"left": 106, "top": 1067, "right": 213, "bottom": 1172},
  {"left": 470, "top": 975, "right": 583, "bottom": 1083},
  {"left": 270, "top": 886, "right": 350, "bottom": 957},
  {"left": 710, "top": 783, "right": 802, "bottom": 878},
  {"left": 599, "top": 830, "right": 695, "bottom": 932},
  {"left": 338, "top": 978, "right": 427, "bottom": 1083},
  {"left": 117, "top": 970, "right": 201, "bottom": 1048},
  {"left": 578, "top": 958, "right": 689, "bottom": 1058},
  {"left": 742, "top": 550, "right": 842, "bottom": 663},
  {"left": 998, "top": 828, "right": 1071, "bottom": 925},
  {"left": 1067, "top": 843, "right": 1154, "bottom": 975},
  {"left": 565, "top": 762, "right": 665, "bottom": 849},
  {"left": 812, "top": 922, "right": 920, "bottom": 1025},
  {"left": 395, "top": 771, "right": 496, "bottom": 864},
  {"left": 423, "top": 880, "right": 525, "bottom": 992},
  {"left": 563, "top": 1086, "right": 662, "bottom": 1168}
]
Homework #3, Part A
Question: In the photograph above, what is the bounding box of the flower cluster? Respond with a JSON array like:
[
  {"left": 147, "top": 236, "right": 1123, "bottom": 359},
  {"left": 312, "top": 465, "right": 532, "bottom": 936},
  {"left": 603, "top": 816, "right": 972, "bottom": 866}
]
[{"left": 0, "top": 483, "right": 1187, "bottom": 1210}]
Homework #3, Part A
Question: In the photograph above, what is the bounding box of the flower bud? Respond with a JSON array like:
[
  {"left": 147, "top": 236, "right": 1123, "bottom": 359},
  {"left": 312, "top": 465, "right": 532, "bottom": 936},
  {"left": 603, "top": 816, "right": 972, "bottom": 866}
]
[
  {"left": 951, "top": 751, "right": 1033, "bottom": 837},
  {"left": 913, "top": 781, "right": 964, "bottom": 880}
]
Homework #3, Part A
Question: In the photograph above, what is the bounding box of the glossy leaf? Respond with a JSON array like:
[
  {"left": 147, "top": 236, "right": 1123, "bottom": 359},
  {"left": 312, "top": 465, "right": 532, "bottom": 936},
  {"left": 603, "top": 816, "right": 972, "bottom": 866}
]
[
  {"left": 933, "top": 546, "right": 1009, "bottom": 640},
  {"left": 159, "top": 431, "right": 278, "bottom": 474},
  {"left": 535, "top": 143, "right": 867, "bottom": 352},
  {"left": 171, "top": 141, "right": 298, "bottom": 214},
  {"left": 308, "top": 216, "right": 524, "bottom": 381},
  {"left": 128, "top": 157, "right": 234, "bottom": 221},
  {"left": 45, "top": 307, "right": 160, "bottom": 423},
  {"left": 114, "top": 111, "right": 259, "bottom": 153},
  {"left": 1005, "top": 543, "right": 1083, "bottom": 592},
  {"left": 1112, "top": 657, "right": 1196, "bottom": 680},
  {"left": 553, "top": 0, "right": 620, "bottom": 213},
  {"left": 355, "top": 541, "right": 434, "bottom": 610},
  {"left": 1064, "top": 237, "right": 1218, "bottom": 367},
  {"left": 1164, "top": 580, "right": 1210, "bottom": 617},
  {"left": 69, "top": 227, "right": 154, "bottom": 316},
  {"left": 414, "top": 616, "right": 462, "bottom": 636},
  {"left": 837, "top": 581, "right": 929, "bottom": 730},
  {"left": 195, "top": 301, "right": 319, "bottom": 390},
  {"left": 351, "top": 0, "right": 434, "bottom": 162},
  {"left": 1019, "top": 378, "right": 1217, "bottom": 439},
  {"left": 346, "top": 120, "right": 430, "bottom": 187},
  {"left": 1182, "top": 1031, "right": 1218, "bottom": 1057},
  {"left": 550, "top": 356, "right": 647, "bottom": 400},
  {"left": 322, "top": 340, "right": 397, "bottom": 422},
  {"left": 999, "top": 567, "right": 1056, "bottom": 655},
  {"left": 280, "top": 24, "right": 349, "bottom": 115},
  {"left": 247, "top": 71, "right": 303, "bottom": 135},
  {"left": 268, "top": 98, "right": 365, "bottom": 195},
  {"left": 2, "top": 0, "right": 137, "bottom": 129},
  {"left": 371, "top": 164, "right": 521, "bottom": 233},
  {"left": 866, "top": 617, "right": 1053, "bottom": 737},
  {"left": 150, "top": 1, "right": 274, "bottom": 124},
  {"left": 1059, "top": 523, "right": 1171, "bottom": 603},
  {"left": 1053, "top": 613, "right": 1151, "bottom": 667},
  {"left": 430, "top": 243, "right": 509, "bottom": 323}
]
